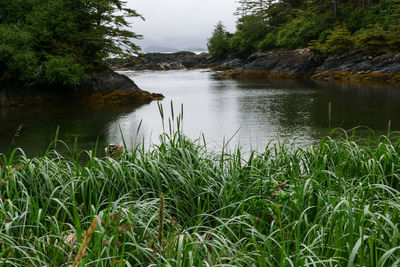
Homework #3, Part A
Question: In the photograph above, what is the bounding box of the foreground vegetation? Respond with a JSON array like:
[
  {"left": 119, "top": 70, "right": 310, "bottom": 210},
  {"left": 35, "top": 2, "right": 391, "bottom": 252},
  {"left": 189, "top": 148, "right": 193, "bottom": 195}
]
[
  {"left": 208, "top": 0, "right": 400, "bottom": 58},
  {"left": 1, "top": 128, "right": 400, "bottom": 266}
]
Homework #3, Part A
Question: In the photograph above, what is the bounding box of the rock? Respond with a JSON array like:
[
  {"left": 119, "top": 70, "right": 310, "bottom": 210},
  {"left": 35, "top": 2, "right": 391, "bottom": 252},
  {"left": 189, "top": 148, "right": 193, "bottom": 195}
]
[
  {"left": 118, "top": 51, "right": 214, "bottom": 70},
  {"left": 242, "top": 49, "right": 321, "bottom": 73},
  {"left": 316, "top": 53, "right": 400, "bottom": 73},
  {"left": 80, "top": 68, "right": 142, "bottom": 94},
  {"left": 110, "top": 49, "right": 400, "bottom": 85},
  {"left": 213, "top": 58, "right": 246, "bottom": 71},
  {"left": 0, "top": 68, "right": 164, "bottom": 107},
  {"left": 219, "top": 49, "right": 322, "bottom": 80},
  {"left": 312, "top": 52, "right": 400, "bottom": 83},
  {"left": 219, "top": 50, "right": 400, "bottom": 85},
  {"left": 105, "top": 143, "right": 124, "bottom": 159}
]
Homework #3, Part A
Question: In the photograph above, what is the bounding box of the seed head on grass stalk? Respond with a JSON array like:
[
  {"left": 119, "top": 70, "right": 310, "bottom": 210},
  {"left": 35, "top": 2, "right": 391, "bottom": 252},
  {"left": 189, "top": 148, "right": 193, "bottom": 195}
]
[
  {"left": 54, "top": 125, "right": 60, "bottom": 150},
  {"left": 72, "top": 216, "right": 98, "bottom": 267}
]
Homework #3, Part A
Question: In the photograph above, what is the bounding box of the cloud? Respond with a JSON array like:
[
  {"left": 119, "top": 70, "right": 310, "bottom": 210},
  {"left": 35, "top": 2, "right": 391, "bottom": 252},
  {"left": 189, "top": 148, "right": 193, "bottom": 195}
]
[{"left": 126, "top": 0, "right": 238, "bottom": 48}]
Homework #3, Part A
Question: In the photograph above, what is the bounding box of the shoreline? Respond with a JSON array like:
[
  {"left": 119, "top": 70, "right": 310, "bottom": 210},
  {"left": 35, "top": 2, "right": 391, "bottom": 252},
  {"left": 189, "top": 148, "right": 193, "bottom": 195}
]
[
  {"left": 0, "top": 68, "right": 164, "bottom": 107},
  {"left": 116, "top": 50, "right": 400, "bottom": 86}
]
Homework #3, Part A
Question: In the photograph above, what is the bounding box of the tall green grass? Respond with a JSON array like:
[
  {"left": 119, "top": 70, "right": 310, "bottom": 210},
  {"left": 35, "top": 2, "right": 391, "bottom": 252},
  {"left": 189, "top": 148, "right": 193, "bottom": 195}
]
[{"left": 1, "top": 124, "right": 400, "bottom": 266}]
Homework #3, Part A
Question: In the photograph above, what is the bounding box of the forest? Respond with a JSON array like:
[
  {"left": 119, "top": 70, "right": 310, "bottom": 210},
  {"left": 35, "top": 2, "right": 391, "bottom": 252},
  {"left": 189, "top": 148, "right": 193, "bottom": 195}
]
[
  {"left": 208, "top": 0, "right": 400, "bottom": 58},
  {"left": 0, "top": 0, "right": 141, "bottom": 86}
]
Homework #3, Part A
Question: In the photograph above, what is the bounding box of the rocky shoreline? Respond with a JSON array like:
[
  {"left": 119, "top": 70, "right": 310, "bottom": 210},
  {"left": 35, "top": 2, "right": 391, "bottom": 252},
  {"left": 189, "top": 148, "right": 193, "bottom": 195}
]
[
  {"left": 0, "top": 68, "right": 164, "bottom": 107},
  {"left": 115, "top": 50, "right": 400, "bottom": 85}
]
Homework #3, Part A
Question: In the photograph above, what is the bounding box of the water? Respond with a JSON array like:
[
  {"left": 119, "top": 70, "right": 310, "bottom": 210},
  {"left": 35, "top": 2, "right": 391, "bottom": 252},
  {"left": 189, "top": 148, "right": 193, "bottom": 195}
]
[{"left": 1, "top": 69, "right": 400, "bottom": 156}]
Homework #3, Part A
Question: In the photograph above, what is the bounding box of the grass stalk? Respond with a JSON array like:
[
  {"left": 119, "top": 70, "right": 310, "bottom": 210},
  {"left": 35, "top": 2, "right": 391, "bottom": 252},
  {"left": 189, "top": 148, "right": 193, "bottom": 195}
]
[{"left": 72, "top": 216, "right": 99, "bottom": 267}]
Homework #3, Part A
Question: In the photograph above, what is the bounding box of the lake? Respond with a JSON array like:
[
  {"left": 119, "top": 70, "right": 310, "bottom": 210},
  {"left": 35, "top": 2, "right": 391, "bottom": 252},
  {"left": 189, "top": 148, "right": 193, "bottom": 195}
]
[{"left": 1, "top": 69, "right": 400, "bottom": 156}]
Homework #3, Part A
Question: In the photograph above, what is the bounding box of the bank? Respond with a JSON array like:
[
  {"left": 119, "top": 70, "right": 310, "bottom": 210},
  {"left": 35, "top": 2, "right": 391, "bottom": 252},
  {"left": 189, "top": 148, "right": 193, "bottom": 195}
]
[
  {"left": 118, "top": 50, "right": 400, "bottom": 86},
  {"left": 0, "top": 68, "right": 164, "bottom": 107}
]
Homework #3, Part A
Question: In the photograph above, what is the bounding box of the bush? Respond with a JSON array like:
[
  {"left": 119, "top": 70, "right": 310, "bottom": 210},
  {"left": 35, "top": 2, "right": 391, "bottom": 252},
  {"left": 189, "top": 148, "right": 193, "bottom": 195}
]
[
  {"left": 355, "top": 27, "right": 397, "bottom": 54},
  {"left": 0, "top": 24, "right": 40, "bottom": 80},
  {"left": 318, "top": 29, "right": 333, "bottom": 43},
  {"left": 228, "top": 15, "right": 268, "bottom": 58},
  {"left": 258, "top": 32, "right": 276, "bottom": 51},
  {"left": 320, "top": 26, "right": 354, "bottom": 54},
  {"left": 276, "top": 14, "right": 320, "bottom": 49},
  {"left": 45, "top": 55, "right": 86, "bottom": 86},
  {"left": 228, "top": 32, "right": 258, "bottom": 58}
]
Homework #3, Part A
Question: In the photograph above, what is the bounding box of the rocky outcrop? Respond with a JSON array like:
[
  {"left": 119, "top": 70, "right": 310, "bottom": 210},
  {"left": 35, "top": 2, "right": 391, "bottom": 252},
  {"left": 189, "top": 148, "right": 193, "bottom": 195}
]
[
  {"left": 243, "top": 49, "right": 321, "bottom": 73},
  {"left": 0, "top": 68, "right": 164, "bottom": 107},
  {"left": 220, "top": 49, "right": 323, "bottom": 80},
  {"left": 312, "top": 53, "right": 400, "bottom": 83},
  {"left": 111, "top": 49, "right": 400, "bottom": 85},
  {"left": 120, "top": 51, "right": 213, "bottom": 70},
  {"left": 219, "top": 50, "right": 400, "bottom": 84}
]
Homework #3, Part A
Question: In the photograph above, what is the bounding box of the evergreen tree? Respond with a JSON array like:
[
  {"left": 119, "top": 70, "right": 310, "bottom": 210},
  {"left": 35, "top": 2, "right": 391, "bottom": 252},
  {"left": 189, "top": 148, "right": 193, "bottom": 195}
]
[
  {"left": 207, "top": 22, "right": 231, "bottom": 59},
  {"left": 0, "top": 0, "right": 143, "bottom": 86},
  {"left": 209, "top": 0, "right": 399, "bottom": 58}
]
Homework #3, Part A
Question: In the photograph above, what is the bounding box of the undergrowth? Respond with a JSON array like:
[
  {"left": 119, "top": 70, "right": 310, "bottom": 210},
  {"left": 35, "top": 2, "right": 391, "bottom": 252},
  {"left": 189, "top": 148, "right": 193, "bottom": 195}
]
[{"left": 1, "top": 125, "right": 400, "bottom": 266}]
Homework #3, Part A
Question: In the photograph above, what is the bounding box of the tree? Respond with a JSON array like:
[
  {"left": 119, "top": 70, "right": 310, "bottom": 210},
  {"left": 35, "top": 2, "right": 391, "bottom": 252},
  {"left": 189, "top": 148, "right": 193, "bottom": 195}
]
[
  {"left": 0, "top": 0, "right": 143, "bottom": 86},
  {"left": 235, "top": 0, "right": 273, "bottom": 27},
  {"left": 207, "top": 22, "right": 231, "bottom": 59},
  {"left": 230, "top": 14, "right": 268, "bottom": 57}
]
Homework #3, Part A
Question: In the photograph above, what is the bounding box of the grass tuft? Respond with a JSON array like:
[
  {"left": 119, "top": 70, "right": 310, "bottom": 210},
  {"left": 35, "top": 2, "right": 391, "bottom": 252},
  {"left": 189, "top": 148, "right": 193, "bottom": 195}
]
[{"left": 1, "top": 127, "right": 400, "bottom": 265}]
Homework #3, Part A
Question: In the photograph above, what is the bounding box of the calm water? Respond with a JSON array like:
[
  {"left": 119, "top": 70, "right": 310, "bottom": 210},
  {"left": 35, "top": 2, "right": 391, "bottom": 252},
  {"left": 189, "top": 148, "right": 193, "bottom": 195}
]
[{"left": 1, "top": 69, "right": 400, "bottom": 156}]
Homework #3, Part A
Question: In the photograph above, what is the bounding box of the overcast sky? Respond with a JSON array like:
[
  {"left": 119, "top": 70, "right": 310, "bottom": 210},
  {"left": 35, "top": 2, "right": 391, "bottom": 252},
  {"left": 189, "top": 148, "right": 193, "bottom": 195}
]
[{"left": 126, "top": 0, "right": 238, "bottom": 50}]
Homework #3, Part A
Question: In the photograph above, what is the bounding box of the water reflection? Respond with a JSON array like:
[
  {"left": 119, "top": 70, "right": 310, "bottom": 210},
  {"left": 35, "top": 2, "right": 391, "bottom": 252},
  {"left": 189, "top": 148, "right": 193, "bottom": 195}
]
[
  {"left": 0, "top": 106, "right": 139, "bottom": 156},
  {"left": 1, "top": 69, "right": 400, "bottom": 157},
  {"left": 111, "top": 70, "right": 400, "bottom": 152}
]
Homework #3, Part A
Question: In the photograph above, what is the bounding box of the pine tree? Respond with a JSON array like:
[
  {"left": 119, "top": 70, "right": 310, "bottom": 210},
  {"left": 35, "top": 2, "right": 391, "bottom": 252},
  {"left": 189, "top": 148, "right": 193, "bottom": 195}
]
[
  {"left": 0, "top": 0, "right": 143, "bottom": 85},
  {"left": 207, "top": 21, "right": 231, "bottom": 59}
]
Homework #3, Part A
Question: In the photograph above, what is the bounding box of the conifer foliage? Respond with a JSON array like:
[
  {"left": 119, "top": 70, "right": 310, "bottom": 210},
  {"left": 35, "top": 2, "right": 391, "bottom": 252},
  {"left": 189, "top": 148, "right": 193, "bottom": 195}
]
[{"left": 0, "top": 0, "right": 142, "bottom": 86}]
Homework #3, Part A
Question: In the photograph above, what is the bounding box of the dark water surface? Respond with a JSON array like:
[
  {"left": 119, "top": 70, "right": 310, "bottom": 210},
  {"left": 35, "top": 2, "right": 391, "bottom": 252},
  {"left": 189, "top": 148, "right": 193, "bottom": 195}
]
[{"left": 1, "top": 69, "right": 400, "bottom": 156}]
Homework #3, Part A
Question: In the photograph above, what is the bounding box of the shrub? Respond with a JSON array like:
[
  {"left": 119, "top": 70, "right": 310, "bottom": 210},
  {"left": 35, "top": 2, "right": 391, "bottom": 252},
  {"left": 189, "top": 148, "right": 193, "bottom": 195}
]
[
  {"left": 258, "top": 32, "right": 277, "bottom": 51},
  {"left": 318, "top": 29, "right": 333, "bottom": 43},
  {"left": 45, "top": 55, "right": 86, "bottom": 86},
  {"left": 355, "top": 27, "right": 398, "bottom": 54},
  {"left": 321, "top": 26, "right": 354, "bottom": 54},
  {"left": 228, "top": 15, "right": 267, "bottom": 58},
  {"left": 276, "top": 15, "right": 320, "bottom": 49},
  {"left": 0, "top": 24, "right": 40, "bottom": 80}
]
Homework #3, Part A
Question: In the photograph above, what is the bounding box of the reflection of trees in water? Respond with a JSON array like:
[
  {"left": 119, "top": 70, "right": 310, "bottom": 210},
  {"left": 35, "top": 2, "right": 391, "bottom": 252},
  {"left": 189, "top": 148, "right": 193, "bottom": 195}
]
[
  {"left": 310, "top": 83, "right": 400, "bottom": 132},
  {"left": 0, "top": 106, "right": 138, "bottom": 156},
  {"left": 210, "top": 77, "right": 321, "bottom": 145},
  {"left": 210, "top": 75, "right": 400, "bottom": 145}
]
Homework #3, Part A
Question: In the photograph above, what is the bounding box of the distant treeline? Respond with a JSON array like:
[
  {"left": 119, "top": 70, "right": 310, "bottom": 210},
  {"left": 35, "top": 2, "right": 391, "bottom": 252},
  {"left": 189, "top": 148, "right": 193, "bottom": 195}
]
[
  {"left": 0, "top": 0, "right": 141, "bottom": 86},
  {"left": 208, "top": 0, "right": 400, "bottom": 59}
]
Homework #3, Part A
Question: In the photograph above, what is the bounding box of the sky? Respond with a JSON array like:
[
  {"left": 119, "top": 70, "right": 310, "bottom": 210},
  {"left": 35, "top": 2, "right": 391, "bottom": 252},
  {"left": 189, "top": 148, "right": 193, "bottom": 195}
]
[{"left": 126, "top": 0, "right": 238, "bottom": 51}]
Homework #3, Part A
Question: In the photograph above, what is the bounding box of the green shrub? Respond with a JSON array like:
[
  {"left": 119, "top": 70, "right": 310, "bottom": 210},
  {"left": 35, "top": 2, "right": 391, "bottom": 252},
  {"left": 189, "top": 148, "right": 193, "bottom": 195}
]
[
  {"left": 355, "top": 27, "right": 398, "bottom": 54},
  {"left": 321, "top": 26, "right": 354, "bottom": 54},
  {"left": 257, "top": 32, "right": 276, "bottom": 51},
  {"left": 0, "top": 24, "right": 40, "bottom": 80},
  {"left": 45, "top": 55, "right": 86, "bottom": 86},
  {"left": 276, "top": 15, "right": 320, "bottom": 49},
  {"left": 228, "top": 15, "right": 267, "bottom": 57},
  {"left": 318, "top": 29, "right": 333, "bottom": 43},
  {"left": 228, "top": 32, "right": 259, "bottom": 58},
  {"left": 308, "top": 39, "right": 323, "bottom": 53}
]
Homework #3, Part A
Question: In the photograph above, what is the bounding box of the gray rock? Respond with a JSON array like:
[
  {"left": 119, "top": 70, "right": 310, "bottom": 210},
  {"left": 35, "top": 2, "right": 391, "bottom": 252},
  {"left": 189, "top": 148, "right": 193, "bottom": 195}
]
[
  {"left": 0, "top": 68, "right": 163, "bottom": 107},
  {"left": 242, "top": 49, "right": 321, "bottom": 73},
  {"left": 317, "top": 53, "right": 400, "bottom": 73}
]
